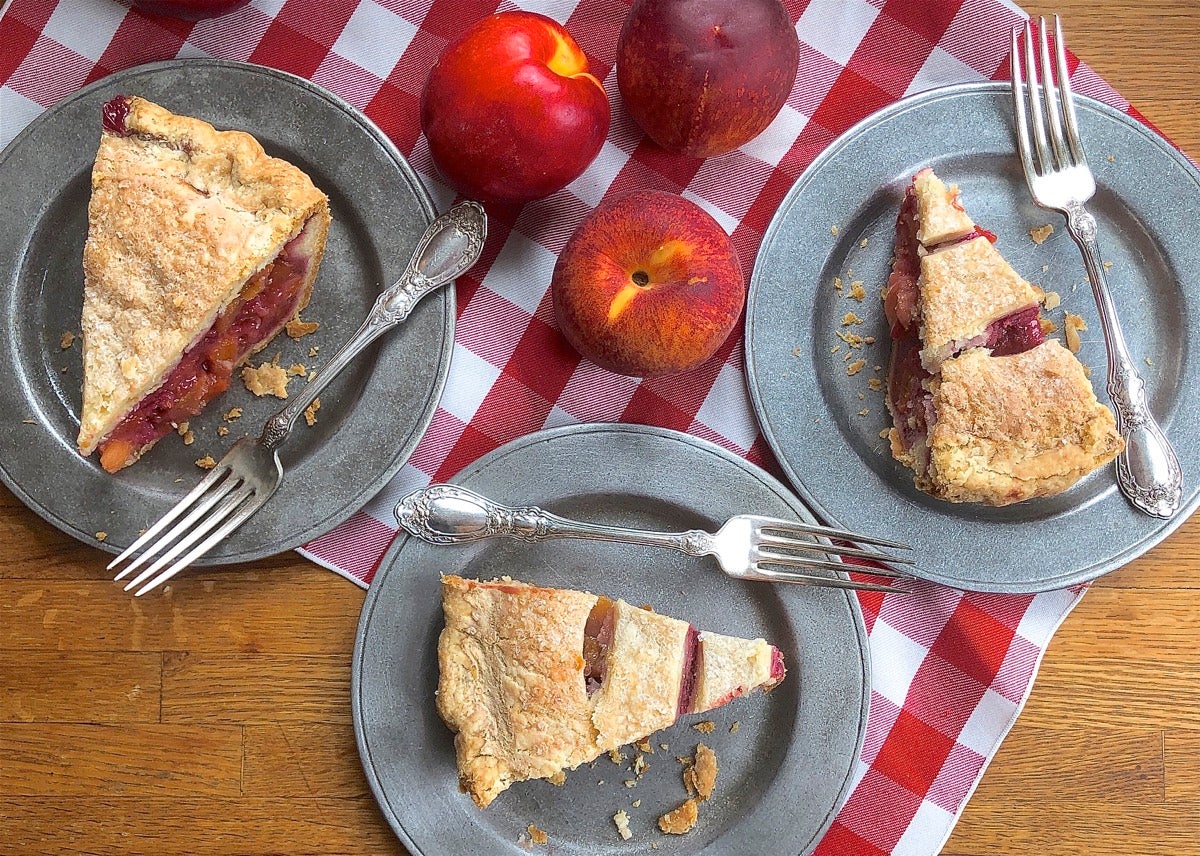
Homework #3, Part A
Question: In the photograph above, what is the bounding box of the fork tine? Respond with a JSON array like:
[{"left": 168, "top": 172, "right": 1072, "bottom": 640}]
[
  {"left": 1022, "top": 20, "right": 1053, "bottom": 173},
  {"left": 112, "top": 470, "right": 242, "bottom": 581},
  {"left": 109, "top": 464, "right": 233, "bottom": 575},
  {"left": 751, "top": 516, "right": 910, "bottom": 551},
  {"left": 748, "top": 565, "right": 905, "bottom": 594},
  {"left": 1011, "top": 27, "right": 1040, "bottom": 193},
  {"left": 1036, "top": 16, "right": 1068, "bottom": 168},
  {"left": 756, "top": 531, "right": 916, "bottom": 566},
  {"left": 133, "top": 493, "right": 264, "bottom": 597},
  {"left": 1053, "top": 14, "right": 1087, "bottom": 165},
  {"left": 121, "top": 481, "right": 254, "bottom": 592},
  {"left": 753, "top": 551, "right": 858, "bottom": 576}
]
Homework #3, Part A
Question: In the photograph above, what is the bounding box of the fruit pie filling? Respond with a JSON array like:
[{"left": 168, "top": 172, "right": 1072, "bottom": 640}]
[
  {"left": 885, "top": 184, "right": 1045, "bottom": 460},
  {"left": 96, "top": 227, "right": 314, "bottom": 473},
  {"left": 582, "top": 598, "right": 784, "bottom": 714}
]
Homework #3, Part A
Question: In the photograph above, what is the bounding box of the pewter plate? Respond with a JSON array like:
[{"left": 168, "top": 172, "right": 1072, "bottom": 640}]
[
  {"left": 0, "top": 59, "right": 452, "bottom": 563},
  {"left": 746, "top": 82, "right": 1200, "bottom": 593},
  {"left": 352, "top": 424, "right": 869, "bottom": 856}
]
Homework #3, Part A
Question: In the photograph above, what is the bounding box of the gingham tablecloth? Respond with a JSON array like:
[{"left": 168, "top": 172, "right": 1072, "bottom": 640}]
[{"left": 0, "top": 0, "right": 1160, "bottom": 852}]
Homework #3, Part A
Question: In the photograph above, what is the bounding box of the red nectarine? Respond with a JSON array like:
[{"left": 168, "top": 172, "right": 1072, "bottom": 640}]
[
  {"left": 616, "top": 0, "right": 799, "bottom": 157},
  {"left": 551, "top": 190, "right": 745, "bottom": 377},
  {"left": 421, "top": 12, "right": 610, "bottom": 205}
]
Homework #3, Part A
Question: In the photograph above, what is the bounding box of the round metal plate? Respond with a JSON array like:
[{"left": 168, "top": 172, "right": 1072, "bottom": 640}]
[
  {"left": 352, "top": 424, "right": 870, "bottom": 856},
  {"left": 0, "top": 59, "right": 452, "bottom": 563},
  {"left": 746, "top": 82, "right": 1200, "bottom": 593}
]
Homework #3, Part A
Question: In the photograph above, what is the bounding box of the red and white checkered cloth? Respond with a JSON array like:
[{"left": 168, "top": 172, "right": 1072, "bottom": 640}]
[{"left": 1, "top": 0, "right": 1165, "bottom": 852}]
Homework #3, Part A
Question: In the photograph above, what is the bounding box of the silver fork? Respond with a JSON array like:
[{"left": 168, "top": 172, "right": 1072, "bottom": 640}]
[
  {"left": 395, "top": 484, "right": 915, "bottom": 594},
  {"left": 1011, "top": 16, "right": 1182, "bottom": 519},
  {"left": 109, "top": 201, "right": 488, "bottom": 596}
]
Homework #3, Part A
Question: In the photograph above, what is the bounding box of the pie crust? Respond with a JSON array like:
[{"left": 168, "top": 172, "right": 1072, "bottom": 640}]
[
  {"left": 78, "top": 95, "right": 331, "bottom": 469},
  {"left": 883, "top": 168, "right": 1123, "bottom": 505},
  {"left": 436, "top": 575, "right": 785, "bottom": 808}
]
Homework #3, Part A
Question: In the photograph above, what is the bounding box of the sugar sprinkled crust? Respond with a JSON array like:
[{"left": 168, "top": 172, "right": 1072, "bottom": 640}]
[
  {"left": 912, "top": 168, "right": 976, "bottom": 246},
  {"left": 436, "top": 575, "right": 784, "bottom": 809},
  {"left": 918, "top": 236, "right": 1043, "bottom": 371},
  {"left": 78, "top": 95, "right": 330, "bottom": 455},
  {"left": 927, "top": 341, "right": 1123, "bottom": 504}
]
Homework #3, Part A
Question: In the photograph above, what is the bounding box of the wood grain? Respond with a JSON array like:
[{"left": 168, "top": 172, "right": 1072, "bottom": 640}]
[{"left": 1, "top": 3, "right": 1197, "bottom": 855}]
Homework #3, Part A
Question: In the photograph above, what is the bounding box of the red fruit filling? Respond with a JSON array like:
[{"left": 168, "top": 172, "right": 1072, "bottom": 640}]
[
  {"left": 985, "top": 304, "right": 1045, "bottom": 356},
  {"left": 96, "top": 224, "right": 314, "bottom": 473},
  {"left": 102, "top": 95, "right": 130, "bottom": 136},
  {"left": 676, "top": 625, "right": 701, "bottom": 715},
  {"left": 583, "top": 596, "right": 616, "bottom": 695},
  {"left": 769, "top": 647, "right": 786, "bottom": 684}
]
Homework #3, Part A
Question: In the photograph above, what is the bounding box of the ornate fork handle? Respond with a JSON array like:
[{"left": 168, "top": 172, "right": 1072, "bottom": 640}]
[
  {"left": 1064, "top": 203, "right": 1182, "bottom": 518},
  {"left": 259, "top": 202, "right": 486, "bottom": 451},
  {"left": 395, "top": 484, "right": 715, "bottom": 556}
]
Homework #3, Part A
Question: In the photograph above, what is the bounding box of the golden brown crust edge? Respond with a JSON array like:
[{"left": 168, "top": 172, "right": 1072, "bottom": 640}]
[
  {"left": 927, "top": 342, "right": 1124, "bottom": 505},
  {"left": 78, "top": 96, "right": 330, "bottom": 456}
]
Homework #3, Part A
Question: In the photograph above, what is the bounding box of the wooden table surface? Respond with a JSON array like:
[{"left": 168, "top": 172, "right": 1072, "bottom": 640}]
[{"left": 2, "top": 2, "right": 1197, "bottom": 854}]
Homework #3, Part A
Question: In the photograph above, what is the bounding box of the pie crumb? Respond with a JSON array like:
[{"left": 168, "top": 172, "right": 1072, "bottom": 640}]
[
  {"left": 1040, "top": 318, "right": 1058, "bottom": 335},
  {"left": 1029, "top": 224, "right": 1054, "bottom": 244},
  {"left": 632, "top": 799, "right": 641, "bottom": 808},
  {"left": 608, "top": 748, "right": 624, "bottom": 764},
  {"left": 1145, "top": 357, "right": 1154, "bottom": 366},
  {"left": 1064, "top": 313, "right": 1087, "bottom": 353},
  {"left": 303, "top": 398, "right": 321, "bottom": 426},
  {"left": 285, "top": 316, "right": 320, "bottom": 339},
  {"left": 308, "top": 346, "right": 319, "bottom": 357},
  {"left": 833, "top": 276, "right": 843, "bottom": 292},
  {"left": 692, "top": 720, "right": 715, "bottom": 734},
  {"left": 860, "top": 238, "right": 869, "bottom": 249},
  {"left": 658, "top": 798, "right": 699, "bottom": 835},
  {"left": 729, "top": 721, "right": 740, "bottom": 734},
  {"left": 526, "top": 824, "right": 547, "bottom": 845},
  {"left": 182, "top": 430, "right": 195, "bottom": 446},
  {"left": 217, "top": 426, "right": 229, "bottom": 437},
  {"left": 1043, "top": 290, "right": 1061, "bottom": 310},
  {"left": 848, "top": 281, "right": 866, "bottom": 301},
  {"left": 195, "top": 455, "right": 217, "bottom": 470},
  {"left": 632, "top": 753, "right": 648, "bottom": 777},
  {"left": 847, "top": 359, "right": 866, "bottom": 376},
  {"left": 60, "top": 331, "right": 76, "bottom": 349},
  {"left": 287, "top": 363, "right": 307, "bottom": 377},
  {"left": 684, "top": 743, "right": 718, "bottom": 801},
  {"left": 95, "top": 531, "right": 107, "bottom": 541},
  {"left": 242, "top": 356, "right": 290, "bottom": 399},
  {"left": 613, "top": 810, "right": 633, "bottom": 841},
  {"left": 841, "top": 311, "right": 864, "bottom": 326},
  {"left": 635, "top": 737, "right": 654, "bottom": 754},
  {"left": 831, "top": 225, "right": 839, "bottom": 236},
  {"left": 224, "top": 407, "right": 243, "bottom": 421},
  {"left": 858, "top": 408, "right": 869, "bottom": 417}
]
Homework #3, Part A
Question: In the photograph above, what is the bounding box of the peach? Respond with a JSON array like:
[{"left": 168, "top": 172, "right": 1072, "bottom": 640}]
[
  {"left": 616, "top": 0, "right": 799, "bottom": 157},
  {"left": 551, "top": 190, "right": 745, "bottom": 377},
  {"left": 421, "top": 12, "right": 610, "bottom": 205}
]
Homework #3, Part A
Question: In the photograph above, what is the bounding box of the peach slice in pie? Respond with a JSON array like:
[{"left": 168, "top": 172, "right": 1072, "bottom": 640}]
[
  {"left": 77, "top": 95, "right": 331, "bottom": 472},
  {"left": 436, "top": 575, "right": 786, "bottom": 808},
  {"left": 883, "top": 168, "right": 1122, "bottom": 505}
]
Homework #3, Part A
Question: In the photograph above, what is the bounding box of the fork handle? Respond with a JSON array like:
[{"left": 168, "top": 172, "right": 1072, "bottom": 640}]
[
  {"left": 395, "top": 484, "right": 714, "bottom": 555},
  {"left": 1065, "top": 203, "right": 1183, "bottom": 518},
  {"left": 258, "top": 202, "right": 487, "bottom": 451}
]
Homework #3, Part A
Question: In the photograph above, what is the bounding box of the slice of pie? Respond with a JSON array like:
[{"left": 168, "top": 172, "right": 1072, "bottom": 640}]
[
  {"left": 436, "top": 575, "right": 785, "bottom": 809},
  {"left": 78, "top": 95, "right": 331, "bottom": 472},
  {"left": 883, "top": 168, "right": 1123, "bottom": 505}
]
